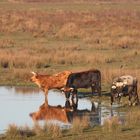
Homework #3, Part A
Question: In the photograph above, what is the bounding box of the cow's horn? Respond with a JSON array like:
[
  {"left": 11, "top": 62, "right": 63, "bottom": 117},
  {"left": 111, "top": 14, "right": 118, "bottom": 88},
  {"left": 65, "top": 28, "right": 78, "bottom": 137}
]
[
  {"left": 61, "top": 87, "right": 65, "bottom": 91},
  {"left": 31, "top": 71, "right": 37, "bottom": 75}
]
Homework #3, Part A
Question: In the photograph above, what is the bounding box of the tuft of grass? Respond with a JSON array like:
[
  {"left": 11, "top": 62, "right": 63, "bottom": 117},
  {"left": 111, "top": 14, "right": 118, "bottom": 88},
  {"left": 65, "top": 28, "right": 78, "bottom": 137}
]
[
  {"left": 33, "top": 123, "right": 62, "bottom": 138},
  {"left": 56, "top": 22, "right": 85, "bottom": 39},
  {"left": 102, "top": 116, "right": 121, "bottom": 133},
  {"left": 6, "top": 124, "right": 35, "bottom": 138},
  {"left": 125, "top": 107, "right": 140, "bottom": 127},
  {"left": 70, "top": 116, "right": 89, "bottom": 134}
]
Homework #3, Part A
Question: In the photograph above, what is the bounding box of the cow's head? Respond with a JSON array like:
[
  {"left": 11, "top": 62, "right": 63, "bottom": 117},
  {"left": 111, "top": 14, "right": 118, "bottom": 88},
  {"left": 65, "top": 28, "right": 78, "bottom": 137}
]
[
  {"left": 111, "top": 82, "right": 124, "bottom": 105},
  {"left": 61, "top": 87, "right": 74, "bottom": 99},
  {"left": 30, "top": 72, "right": 41, "bottom": 88}
]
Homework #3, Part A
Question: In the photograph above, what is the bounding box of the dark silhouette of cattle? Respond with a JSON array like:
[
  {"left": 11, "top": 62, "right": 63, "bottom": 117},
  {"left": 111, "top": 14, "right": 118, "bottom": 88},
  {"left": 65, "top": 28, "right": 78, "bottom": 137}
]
[
  {"left": 61, "top": 69, "right": 101, "bottom": 99},
  {"left": 111, "top": 75, "right": 139, "bottom": 106}
]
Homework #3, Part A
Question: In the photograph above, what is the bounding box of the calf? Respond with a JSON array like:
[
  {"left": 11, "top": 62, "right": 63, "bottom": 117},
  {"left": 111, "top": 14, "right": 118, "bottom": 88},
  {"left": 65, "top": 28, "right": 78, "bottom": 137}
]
[
  {"left": 30, "top": 71, "right": 72, "bottom": 101},
  {"left": 61, "top": 69, "right": 101, "bottom": 99},
  {"left": 111, "top": 75, "right": 139, "bottom": 106}
]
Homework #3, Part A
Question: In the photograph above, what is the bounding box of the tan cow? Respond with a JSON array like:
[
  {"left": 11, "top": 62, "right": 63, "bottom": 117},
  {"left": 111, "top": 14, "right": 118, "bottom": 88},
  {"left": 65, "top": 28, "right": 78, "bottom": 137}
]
[{"left": 30, "top": 71, "right": 72, "bottom": 100}]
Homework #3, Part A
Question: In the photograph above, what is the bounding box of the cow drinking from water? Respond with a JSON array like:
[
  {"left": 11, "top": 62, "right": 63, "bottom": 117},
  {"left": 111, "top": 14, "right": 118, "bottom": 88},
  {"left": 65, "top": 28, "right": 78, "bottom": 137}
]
[
  {"left": 111, "top": 75, "right": 139, "bottom": 106},
  {"left": 61, "top": 69, "right": 101, "bottom": 100}
]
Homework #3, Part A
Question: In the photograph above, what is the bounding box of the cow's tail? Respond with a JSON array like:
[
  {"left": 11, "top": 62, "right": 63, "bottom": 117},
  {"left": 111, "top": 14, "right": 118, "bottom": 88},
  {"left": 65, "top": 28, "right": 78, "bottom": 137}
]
[
  {"left": 135, "top": 79, "right": 139, "bottom": 105},
  {"left": 98, "top": 70, "right": 101, "bottom": 96}
]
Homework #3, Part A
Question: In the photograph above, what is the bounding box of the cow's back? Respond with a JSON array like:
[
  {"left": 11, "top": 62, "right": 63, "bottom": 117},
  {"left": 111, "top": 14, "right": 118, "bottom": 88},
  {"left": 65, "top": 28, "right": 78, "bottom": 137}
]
[
  {"left": 113, "top": 75, "right": 137, "bottom": 86},
  {"left": 66, "top": 69, "right": 101, "bottom": 88},
  {"left": 49, "top": 71, "right": 72, "bottom": 89},
  {"left": 32, "top": 71, "right": 72, "bottom": 90}
]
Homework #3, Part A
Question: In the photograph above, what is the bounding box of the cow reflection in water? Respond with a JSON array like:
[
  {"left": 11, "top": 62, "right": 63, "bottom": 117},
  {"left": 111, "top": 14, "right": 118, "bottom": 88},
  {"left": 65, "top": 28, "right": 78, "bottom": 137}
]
[
  {"left": 30, "top": 98, "right": 101, "bottom": 125},
  {"left": 30, "top": 103, "right": 72, "bottom": 123}
]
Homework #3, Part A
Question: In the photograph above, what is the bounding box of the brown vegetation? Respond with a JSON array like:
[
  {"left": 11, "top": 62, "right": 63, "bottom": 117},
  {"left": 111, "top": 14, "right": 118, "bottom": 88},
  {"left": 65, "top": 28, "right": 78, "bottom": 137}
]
[{"left": 0, "top": 1, "right": 139, "bottom": 93}]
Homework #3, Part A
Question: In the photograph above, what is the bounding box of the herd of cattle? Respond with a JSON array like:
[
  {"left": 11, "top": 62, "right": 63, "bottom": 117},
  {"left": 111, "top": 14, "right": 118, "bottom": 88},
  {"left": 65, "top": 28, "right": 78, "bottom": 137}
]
[{"left": 30, "top": 69, "right": 139, "bottom": 106}]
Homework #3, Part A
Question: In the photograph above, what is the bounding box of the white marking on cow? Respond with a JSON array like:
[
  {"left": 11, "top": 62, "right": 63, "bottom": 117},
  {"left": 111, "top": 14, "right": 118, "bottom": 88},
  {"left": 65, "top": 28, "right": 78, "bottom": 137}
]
[
  {"left": 116, "top": 82, "right": 123, "bottom": 87},
  {"left": 112, "top": 85, "right": 116, "bottom": 89}
]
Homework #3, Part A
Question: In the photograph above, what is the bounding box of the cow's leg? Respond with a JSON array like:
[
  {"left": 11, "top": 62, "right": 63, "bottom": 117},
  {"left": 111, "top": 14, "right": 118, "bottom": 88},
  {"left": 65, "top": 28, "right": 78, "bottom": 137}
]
[
  {"left": 91, "top": 84, "right": 95, "bottom": 95},
  {"left": 71, "top": 98, "right": 78, "bottom": 111},
  {"left": 71, "top": 89, "right": 78, "bottom": 109},
  {"left": 96, "top": 81, "right": 102, "bottom": 96},
  {"left": 135, "top": 85, "right": 139, "bottom": 105},
  {"left": 71, "top": 89, "right": 78, "bottom": 100},
  {"left": 117, "top": 96, "right": 121, "bottom": 104},
  {"left": 91, "top": 102, "right": 96, "bottom": 112},
  {"left": 44, "top": 89, "right": 48, "bottom": 107},
  {"left": 132, "top": 86, "right": 139, "bottom": 106},
  {"left": 98, "top": 83, "right": 101, "bottom": 97},
  {"left": 132, "top": 94, "right": 139, "bottom": 106},
  {"left": 128, "top": 93, "right": 132, "bottom": 106}
]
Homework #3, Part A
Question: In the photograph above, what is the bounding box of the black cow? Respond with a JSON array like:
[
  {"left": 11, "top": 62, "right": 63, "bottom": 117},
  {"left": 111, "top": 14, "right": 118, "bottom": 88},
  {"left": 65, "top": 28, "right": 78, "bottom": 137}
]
[
  {"left": 111, "top": 75, "right": 139, "bottom": 106},
  {"left": 61, "top": 69, "right": 101, "bottom": 99}
]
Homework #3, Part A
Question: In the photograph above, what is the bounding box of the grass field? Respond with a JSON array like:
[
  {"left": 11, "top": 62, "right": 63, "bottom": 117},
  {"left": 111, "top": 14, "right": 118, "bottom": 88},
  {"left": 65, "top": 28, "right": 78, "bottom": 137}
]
[
  {"left": 0, "top": 0, "right": 140, "bottom": 86},
  {"left": 0, "top": 0, "right": 140, "bottom": 139}
]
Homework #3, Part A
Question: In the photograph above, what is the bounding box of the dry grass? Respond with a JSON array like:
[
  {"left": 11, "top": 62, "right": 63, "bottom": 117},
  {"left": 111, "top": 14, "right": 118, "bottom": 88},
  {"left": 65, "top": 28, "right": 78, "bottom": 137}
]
[
  {"left": 33, "top": 123, "right": 63, "bottom": 138},
  {"left": 0, "top": 0, "right": 139, "bottom": 88},
  {"left": 56, "top": 22, "right": 86, "bottom": 39},
  {"left": 6, "top": 124, "right": 35, "bottom": 138},
  {"left": 102, "top": 116, "right": 121, "bottom": 133},
  {"left": 125, "top": 107, "right": 140, "bottom": 126},
  {"left": 70, "top": 116, "right": 89, "bottom": 134}
]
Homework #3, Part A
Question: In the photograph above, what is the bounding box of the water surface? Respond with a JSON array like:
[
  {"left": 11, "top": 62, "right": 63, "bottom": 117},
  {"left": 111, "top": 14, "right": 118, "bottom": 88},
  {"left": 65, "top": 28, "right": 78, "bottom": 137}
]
[{"left": 0, "top": 86, "right": 125, "bottom": 133}]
